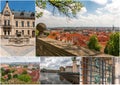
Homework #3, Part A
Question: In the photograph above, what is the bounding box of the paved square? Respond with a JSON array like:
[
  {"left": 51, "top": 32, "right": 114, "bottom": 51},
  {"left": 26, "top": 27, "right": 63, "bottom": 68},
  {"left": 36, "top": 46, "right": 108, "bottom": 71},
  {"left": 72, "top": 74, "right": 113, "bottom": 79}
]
[{"left": 0, "top": 38, "right": 35, "bottom": 57}]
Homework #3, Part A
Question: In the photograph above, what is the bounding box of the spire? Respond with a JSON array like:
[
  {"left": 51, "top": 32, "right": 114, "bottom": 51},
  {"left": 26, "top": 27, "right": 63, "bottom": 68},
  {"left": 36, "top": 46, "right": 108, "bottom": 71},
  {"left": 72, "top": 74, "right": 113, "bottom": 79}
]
[{"left": 6, "top": 1, "right": 9, "bottom": 7}]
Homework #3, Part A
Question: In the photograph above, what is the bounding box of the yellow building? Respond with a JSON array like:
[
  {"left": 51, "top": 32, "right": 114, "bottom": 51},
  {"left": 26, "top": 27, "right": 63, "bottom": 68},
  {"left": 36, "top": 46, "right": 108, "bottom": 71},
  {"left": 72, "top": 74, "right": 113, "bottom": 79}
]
[{"left": 0, "top": 1, "right": 35, "bottom": 38}]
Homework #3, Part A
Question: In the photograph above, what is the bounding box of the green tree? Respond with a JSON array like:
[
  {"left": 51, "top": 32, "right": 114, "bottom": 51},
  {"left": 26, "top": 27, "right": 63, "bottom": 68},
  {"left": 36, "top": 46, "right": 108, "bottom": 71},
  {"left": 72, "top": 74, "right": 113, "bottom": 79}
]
[
  {"left": 1, "top": 68, "right": 5, "bottom": 76},
  {"left": 24, "top": 65, "right": 28, "bottom": 68},
  {"left": 88, "top": 35, "right": 101, "bottom": 51},
  {"left": 11, "top": 69, "right": 15, "bottom": 73},
  {"left": 2, "top": 69, "right": 11, "bottom": 76},
  {"left": 36, "top": 0, "right": 83, "bottom": 18},
  {"left": 18, "top": 74, "right": 32, "bottom": 82},
  {"left": 7, "top": 73, "right": 12, "bottom": 80},
  {"left": 104, "top": 32, "right": 120, "bottom": 56},
  {"left": 13, "top": 74, "right": 18, "bottom": 78},
  {"left": 22, "top": 70, "right": 27, "bottom": 74}
]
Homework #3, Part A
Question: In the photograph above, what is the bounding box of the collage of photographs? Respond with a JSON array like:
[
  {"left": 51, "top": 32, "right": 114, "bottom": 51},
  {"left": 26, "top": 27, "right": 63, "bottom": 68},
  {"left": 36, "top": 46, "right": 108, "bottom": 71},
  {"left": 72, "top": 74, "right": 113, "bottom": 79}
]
[{"left": 0, "top": 0, "right": 120, "bottom": 84}]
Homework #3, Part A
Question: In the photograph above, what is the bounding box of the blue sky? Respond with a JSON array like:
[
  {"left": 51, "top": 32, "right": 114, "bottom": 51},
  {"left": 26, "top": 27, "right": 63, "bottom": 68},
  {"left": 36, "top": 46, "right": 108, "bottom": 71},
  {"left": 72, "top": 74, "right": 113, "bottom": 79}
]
[
  {"left": 36, "top": 0, "right": 120, "bottom": 27},
  {"left": 0, "top": 0, "right": 35, "bottom": 12}
]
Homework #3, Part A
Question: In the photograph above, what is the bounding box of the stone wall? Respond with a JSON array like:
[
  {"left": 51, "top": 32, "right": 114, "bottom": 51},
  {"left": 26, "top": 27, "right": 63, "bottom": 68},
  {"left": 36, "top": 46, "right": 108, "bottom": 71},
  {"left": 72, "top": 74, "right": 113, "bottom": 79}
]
[
  {"left": 36, "top": 38, "right": 113, "bottom": 57},
  {"left": 36, "top": 38, "right": 76, "bottom": 56}
]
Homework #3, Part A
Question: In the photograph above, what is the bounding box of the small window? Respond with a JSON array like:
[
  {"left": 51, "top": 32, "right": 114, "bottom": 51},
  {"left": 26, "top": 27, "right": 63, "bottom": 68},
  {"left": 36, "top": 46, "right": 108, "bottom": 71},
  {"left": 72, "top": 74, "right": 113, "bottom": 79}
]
[
  {"left": 8, "top": 30, "right": 10, "bottom": 35},
  {"left": 31, "top": 12, "right": 35, "bottom": 17},
  {"left": 16, "top": 21, "right": 18, "bottom": 27},
  {"left": 4, "top": 30, "right": 6, "bottom": 35},
  {"left": 28, "top": 30, "right": 30, "bottom": 35},
  {"left": 33, "top": 22, "right": 35, "bottom": 27},
  {"left": 21, "top": 21, "right": 24, "bottom": 27},
  {"left": 20, "top": 12, "right": 24, "bottom": 16},
  {"left": 22, "top": 30, "right": 24, "bottom": 35},
  {"left": 27, "top": 21, "right": 29, "bottom": 27},
  {"left": 16, "top": 30, "right": 18, "bottom": 34},
  {"left": 8, "top": 20, "right": 10, "bottom": 26},
  {"left": 4, "top": 20, "right": 7, "bottom": 26}
]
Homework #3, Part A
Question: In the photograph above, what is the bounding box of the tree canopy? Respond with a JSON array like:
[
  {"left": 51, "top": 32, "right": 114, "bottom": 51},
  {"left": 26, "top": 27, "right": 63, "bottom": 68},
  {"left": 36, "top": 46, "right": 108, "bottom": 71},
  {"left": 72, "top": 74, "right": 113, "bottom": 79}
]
[
  {"left": 36, "top": 0, "right": 83, "bottom": 18},
  {"left": 88, "top": 35, "right": 101, "bottom": 51},
  {"left": 104, "top": 32, "right": 120, "bottom": 56},
  {"left": 18, "top": 74, "right": 32, "bottom": 82}
]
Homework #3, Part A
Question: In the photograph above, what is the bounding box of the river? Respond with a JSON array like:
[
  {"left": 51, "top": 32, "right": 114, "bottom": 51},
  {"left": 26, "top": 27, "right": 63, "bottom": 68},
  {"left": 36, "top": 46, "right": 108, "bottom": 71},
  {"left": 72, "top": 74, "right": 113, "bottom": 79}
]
[{"left": 40, "top": 72, "right": 72, "bottom": 84}]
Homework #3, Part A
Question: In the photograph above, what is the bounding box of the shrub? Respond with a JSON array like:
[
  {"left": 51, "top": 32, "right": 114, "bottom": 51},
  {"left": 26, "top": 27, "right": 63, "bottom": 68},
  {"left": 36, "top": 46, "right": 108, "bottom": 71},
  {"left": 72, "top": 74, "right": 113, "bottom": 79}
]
[
  {"left": 13, "top": 74, "right": 18, "bottom": 78},
  {"left": 7, "top": 73, "right": 12, "bottom": 80},
  {"left": 88, "top": 35, "right": 101, "bottom": 51},
  {"left": 22, "top": 70, "right": 27, "bottom": 74},
  {"left": 18, "top": 74, "right": 32, "bottom": 82}
]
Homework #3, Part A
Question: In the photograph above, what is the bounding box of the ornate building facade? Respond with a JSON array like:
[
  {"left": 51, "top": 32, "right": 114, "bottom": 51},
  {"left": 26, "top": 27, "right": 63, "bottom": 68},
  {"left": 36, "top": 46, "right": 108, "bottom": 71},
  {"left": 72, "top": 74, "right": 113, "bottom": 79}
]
[{"left": 0, "top": 1, "right": 35, "bottom": 38}]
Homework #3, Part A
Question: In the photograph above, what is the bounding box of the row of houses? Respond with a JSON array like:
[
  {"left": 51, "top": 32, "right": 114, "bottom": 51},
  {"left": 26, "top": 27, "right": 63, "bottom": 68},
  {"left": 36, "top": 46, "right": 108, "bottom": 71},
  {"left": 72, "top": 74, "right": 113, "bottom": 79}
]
[
  {"left": 48, "top": 30, "right": 110, "bottom": 48},
  {"left": 1, "top": 63, "right": 40, "bottom": 83}
]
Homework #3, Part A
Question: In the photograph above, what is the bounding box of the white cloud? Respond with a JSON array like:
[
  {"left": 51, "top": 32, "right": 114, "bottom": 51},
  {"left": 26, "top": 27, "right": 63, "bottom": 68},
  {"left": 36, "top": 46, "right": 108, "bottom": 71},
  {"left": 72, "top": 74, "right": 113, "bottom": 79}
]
[
  {"left": 40, "top": 57, "right": 80, "bottom": 70},
  {"left": 105, "top": 0, "right": 120, "bottom": 14},
  {"left": 91, "top": 0, "right": 108, "bottom": 5},
  {"left": 36, "top": 0, "right": 120, "bottom": 27},
  {"left": 96, "top": 0, "right": 120, "bottom": 14}
]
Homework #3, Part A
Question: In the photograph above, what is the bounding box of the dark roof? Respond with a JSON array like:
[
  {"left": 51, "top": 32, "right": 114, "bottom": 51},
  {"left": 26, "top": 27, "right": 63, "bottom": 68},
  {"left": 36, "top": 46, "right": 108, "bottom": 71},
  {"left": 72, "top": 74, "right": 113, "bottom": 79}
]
[{"left": 12, "top": 11, "right": 35, "bottom": 19}]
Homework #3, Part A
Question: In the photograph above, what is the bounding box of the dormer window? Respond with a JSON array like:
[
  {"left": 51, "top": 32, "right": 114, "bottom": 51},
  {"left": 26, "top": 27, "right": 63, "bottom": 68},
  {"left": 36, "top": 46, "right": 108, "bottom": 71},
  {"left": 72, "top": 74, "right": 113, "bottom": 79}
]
[
  {"left": 4, "top": 11, "right": 10, "bottom": 16},
  {"left": 30, "top": 12, "right": 34, "bottom": 17},
  {"left": 20, "top": 11, "right": 24, "bottom": 16}
]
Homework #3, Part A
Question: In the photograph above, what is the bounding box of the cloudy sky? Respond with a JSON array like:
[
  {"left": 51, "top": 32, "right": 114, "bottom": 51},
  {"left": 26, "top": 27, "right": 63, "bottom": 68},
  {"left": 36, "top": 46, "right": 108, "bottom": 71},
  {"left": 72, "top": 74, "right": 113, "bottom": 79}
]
[
  {"left": 36, "top": 0, "right": 120, "bottom": 28},
  {"left": 40, "top": 57, "right": 80, "bottom": 70},
  {"left": 0, "top": 56, "right": 40, "bottom": 63}
]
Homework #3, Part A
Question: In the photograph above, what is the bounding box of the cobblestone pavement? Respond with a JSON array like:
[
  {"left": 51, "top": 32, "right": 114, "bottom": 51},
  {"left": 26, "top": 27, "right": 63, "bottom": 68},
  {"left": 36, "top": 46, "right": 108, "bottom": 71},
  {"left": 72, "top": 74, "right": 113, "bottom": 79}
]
[{"left": 0, "top": 38, "right": 35, "bottom": 57}]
